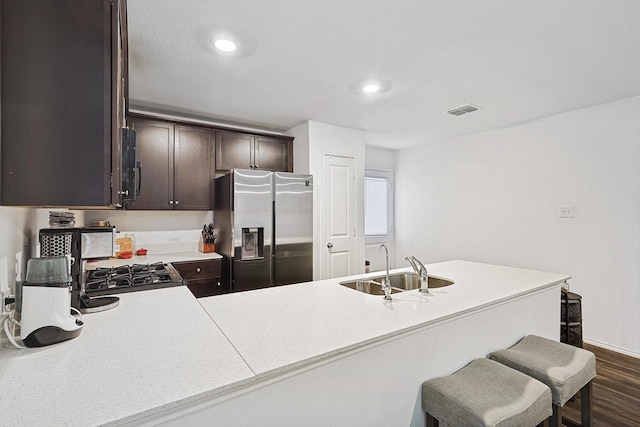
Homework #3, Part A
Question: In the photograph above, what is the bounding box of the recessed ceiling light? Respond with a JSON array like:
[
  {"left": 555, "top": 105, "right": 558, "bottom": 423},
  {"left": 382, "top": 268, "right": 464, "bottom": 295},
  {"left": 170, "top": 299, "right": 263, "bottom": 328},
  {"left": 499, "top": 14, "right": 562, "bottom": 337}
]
[
  {"left": 214, "top": 39, "right": 237, "bottom": 52},
  {"left": 362, "top": 83, "right": 380, "bottom": 93}
]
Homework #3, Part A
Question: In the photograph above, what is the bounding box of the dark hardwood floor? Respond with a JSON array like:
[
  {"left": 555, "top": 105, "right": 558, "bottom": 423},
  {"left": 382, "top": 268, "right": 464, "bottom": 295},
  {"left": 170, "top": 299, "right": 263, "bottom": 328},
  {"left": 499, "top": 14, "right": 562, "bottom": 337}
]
[{"left": 563, "top": 343, "right": 640, "bottom": 426}]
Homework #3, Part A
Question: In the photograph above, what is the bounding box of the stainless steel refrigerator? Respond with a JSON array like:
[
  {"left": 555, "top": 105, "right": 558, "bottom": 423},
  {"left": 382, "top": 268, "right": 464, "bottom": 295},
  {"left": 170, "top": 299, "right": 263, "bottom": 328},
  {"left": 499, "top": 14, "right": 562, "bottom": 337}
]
[{"left": 214, "top": 169, "right": 313, "bottom": 292}]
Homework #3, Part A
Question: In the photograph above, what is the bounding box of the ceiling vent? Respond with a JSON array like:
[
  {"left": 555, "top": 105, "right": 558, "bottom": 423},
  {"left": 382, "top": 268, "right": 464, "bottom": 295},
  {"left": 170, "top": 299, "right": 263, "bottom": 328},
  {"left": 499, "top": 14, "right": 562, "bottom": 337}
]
[{"left": 446, "top": 104, "right": 480, "bottom": 116}]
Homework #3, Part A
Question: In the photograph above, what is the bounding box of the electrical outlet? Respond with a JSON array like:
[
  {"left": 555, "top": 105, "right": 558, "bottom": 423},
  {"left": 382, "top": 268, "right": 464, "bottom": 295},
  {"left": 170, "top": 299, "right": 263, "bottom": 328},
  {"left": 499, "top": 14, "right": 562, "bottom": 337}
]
[
  {"left": 559, "top": 206, "right": 574, "bottom": 218},
  {"left": 169, "top": 235, "right": 181, "bottom": 243},
  {"left": 1, "top": 289, "right": 10, "bottom": 316}
]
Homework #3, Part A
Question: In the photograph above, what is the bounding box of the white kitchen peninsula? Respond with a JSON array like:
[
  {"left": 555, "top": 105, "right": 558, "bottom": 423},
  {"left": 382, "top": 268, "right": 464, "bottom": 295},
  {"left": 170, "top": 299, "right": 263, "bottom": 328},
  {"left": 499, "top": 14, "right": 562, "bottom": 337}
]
[
  {"left": 0, "top": 260, "right": 569, "bottom": 427},
  {"left": 139, "top": 260, "right": 569, "bottom": 427}
]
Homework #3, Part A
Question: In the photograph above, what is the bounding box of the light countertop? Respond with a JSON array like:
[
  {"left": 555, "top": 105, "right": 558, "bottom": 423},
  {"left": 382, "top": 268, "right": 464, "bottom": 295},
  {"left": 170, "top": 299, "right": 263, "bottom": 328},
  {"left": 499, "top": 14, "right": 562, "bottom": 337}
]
[
  {"left": 198, "top": 260, "right": 570, "bottom": 377},
  {"left": 0, "top": 260, "right": 570, "bottom": 426},
  {"left": 0, "top": 286, "right": 253, "bottom": 427}
]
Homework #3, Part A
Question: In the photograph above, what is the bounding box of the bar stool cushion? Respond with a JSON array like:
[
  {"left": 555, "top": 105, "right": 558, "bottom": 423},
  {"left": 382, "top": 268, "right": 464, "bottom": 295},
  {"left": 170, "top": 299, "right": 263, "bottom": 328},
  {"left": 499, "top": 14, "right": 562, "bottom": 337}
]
[
  {"left": 490, "top": 335, "right": 596, "bottom": 406},
  {"left": 422, "top": 358, "right": 552, "bottom": 427}
]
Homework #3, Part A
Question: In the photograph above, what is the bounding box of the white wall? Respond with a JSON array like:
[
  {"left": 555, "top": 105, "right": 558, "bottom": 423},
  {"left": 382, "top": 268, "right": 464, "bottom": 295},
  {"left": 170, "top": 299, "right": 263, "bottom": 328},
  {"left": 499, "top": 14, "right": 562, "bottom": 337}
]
[
  {"left": 0, "top": 207, "right": 34, "bottom": 342},
  {"left": 288, "top": 120, "right": 366, "bottom": 279},
  {"left": 395, "top": 96, "right": 640, "bottom": 356},
  {"left": 291, "top": 121, "right": 310, "bottom": 175},
  {"left": 364, "top": 146, "right": 396, "bottom": 273}
]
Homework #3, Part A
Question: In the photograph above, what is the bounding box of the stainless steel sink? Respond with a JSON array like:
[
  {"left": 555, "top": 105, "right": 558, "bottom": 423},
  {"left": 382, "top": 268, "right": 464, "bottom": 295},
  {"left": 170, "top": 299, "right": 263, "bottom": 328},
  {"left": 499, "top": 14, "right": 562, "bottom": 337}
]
[
  {"left": 380, "top": 272, "right": 454, "bottom": 291},
  {"left": 339, "top": 279, "right": 401, "bottom": 296},
  {"left": 339, "top": 272, "right": 453, "bottom": 295}
]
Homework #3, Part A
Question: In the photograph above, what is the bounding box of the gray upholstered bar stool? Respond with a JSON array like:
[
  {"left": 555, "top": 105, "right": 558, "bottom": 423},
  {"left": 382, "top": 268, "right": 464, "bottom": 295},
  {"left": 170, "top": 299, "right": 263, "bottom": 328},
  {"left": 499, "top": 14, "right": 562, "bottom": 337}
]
[
  {"left": 421, "top": 358, "right": 552, "bottom": 427},
  {"left": 490, "top": 335, "right": 596, "bottom": 427}
]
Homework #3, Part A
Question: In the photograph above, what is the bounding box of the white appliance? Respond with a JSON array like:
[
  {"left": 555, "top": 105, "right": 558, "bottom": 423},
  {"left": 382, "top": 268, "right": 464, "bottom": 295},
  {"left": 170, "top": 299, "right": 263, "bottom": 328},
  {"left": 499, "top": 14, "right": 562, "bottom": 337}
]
[{"left": 20, "top": 256, "right": 83, "bottom": 347}]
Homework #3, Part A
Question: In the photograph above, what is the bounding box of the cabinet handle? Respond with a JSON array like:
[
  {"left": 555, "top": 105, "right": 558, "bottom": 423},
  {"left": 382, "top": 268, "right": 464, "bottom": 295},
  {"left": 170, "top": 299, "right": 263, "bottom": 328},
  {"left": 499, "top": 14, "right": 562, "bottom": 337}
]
[
  {"left": 196, "top": 267, "right": 201, "bottom": 273},
  {"left": 175, "top": 200, "right": 180, "bottom": 205},
  {"left": 136, "top": 162, "right": 142, "bottom": 195},
  {"left": 254, "top": 164, "right": 259, "bottom": 169},
  {"left": 169, "top": 201, "right": 174, "bottom": 205}
]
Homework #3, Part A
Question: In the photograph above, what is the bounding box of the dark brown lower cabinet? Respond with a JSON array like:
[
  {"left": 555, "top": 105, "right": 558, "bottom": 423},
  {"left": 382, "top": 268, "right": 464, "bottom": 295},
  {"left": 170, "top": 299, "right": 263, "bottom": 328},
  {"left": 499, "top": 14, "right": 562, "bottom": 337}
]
[{"left": 172, "top": 259, "right": 228, "bottom": 298}]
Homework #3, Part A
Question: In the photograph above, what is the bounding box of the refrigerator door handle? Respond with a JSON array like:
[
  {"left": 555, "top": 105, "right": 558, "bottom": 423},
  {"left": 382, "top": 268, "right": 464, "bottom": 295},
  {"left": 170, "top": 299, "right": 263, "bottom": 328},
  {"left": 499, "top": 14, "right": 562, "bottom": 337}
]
[{"left": 235, "top": 257, "right": 267, "bottom": 263}]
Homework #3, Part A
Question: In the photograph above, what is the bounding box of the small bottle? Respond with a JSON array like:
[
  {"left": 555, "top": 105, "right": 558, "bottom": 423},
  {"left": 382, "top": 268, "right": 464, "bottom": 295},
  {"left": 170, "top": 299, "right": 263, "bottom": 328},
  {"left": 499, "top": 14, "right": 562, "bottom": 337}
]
[{"left": 365, "top": 260, "right": 370, "bottom": 273}]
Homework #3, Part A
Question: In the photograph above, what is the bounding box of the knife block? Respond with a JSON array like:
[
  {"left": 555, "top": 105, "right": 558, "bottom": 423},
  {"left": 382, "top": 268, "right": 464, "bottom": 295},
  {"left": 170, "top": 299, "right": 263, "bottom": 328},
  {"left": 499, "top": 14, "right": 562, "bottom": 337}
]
[{"left": 198, "top": 235, "right": 215, "bottom": 253}]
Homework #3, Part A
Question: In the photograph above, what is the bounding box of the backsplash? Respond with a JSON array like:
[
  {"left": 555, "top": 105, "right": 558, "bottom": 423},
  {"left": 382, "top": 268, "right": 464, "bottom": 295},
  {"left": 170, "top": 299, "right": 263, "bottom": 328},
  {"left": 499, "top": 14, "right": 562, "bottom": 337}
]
[
  {"left": 118, "top": 229, "right": 202, "bottom": 255},
  {"left": 29, "top": 208, "right": 212, "bottom": 257},
  {"left": 83, "top": 210, "right": 213, "bottom": 232}
]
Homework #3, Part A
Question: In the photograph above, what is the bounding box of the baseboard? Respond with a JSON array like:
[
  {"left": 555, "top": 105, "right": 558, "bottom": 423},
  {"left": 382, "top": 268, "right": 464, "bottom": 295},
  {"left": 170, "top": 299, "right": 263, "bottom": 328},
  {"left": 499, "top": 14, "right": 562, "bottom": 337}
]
[{"left": 583, "top": 338, "right": 640, "bottom": 359}]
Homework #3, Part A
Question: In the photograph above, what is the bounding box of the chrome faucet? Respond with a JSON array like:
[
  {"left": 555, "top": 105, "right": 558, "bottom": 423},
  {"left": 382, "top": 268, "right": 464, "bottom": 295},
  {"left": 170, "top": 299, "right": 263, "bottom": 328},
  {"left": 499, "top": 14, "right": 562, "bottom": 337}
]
[
  {"left": 405, "top": 256, "right": 429, "bottom": 293},
  {"left": 379, "top": 244, "right": 392, "bottom": 301}
]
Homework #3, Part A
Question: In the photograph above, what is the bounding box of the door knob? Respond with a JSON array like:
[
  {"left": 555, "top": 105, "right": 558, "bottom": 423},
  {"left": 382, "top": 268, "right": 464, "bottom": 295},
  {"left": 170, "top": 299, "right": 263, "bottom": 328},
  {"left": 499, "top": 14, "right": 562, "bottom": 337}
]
[{"left": 327, "top": 242, "right": 333, "bottom": 249}]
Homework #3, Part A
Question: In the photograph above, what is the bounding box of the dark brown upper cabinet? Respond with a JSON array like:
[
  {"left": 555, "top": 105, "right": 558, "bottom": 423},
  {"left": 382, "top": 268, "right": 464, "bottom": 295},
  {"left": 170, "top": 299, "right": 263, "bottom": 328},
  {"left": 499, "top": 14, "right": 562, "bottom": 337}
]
[
  {"left": 126, "top": 118, "right": 213, "bottom": 210},
  {"left": 215, "top": 131, "right": 293, "bottom": 172},
  {"left": 175, "top": 125, "right": 215, "bottom": 210},
  {"left": 1, "top": 0, "right": 129, "bottom": 207}
]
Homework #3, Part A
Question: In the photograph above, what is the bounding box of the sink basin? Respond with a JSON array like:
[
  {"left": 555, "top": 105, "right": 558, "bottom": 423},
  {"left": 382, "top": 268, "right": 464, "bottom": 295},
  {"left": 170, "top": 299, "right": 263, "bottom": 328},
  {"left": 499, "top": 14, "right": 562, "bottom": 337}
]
[
  {"left": 339, "top": 279, "right": 401, "bottom": 296},
  {"left": 378, "top": 272, "right": 454, "bottom": 291},
  {"left": 339, "top": 272, "right": 454, "bottom": 295}
]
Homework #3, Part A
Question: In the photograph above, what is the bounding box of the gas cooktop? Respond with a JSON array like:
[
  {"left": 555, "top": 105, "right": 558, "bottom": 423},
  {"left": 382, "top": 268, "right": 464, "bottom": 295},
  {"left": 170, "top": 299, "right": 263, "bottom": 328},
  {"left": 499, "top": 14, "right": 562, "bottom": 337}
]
[{"left": 84, "top": 262, "right": 184, "bottom": 295}]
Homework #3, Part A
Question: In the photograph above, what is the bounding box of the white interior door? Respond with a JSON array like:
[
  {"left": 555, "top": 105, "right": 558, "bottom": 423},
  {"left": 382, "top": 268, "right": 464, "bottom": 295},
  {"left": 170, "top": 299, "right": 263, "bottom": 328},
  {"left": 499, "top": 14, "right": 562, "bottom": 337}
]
[{"left": 323, "top": 154, "right": 356, "bottom": 278}]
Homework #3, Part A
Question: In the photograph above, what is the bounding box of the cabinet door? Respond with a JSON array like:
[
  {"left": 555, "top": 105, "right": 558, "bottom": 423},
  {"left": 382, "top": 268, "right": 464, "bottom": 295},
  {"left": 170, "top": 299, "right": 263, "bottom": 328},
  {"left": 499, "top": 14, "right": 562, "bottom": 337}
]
[
  {"left": 254, "top": 136, "right": 292, "bottom": 172},
  {"left": 173, "top": 260, "right": 222, "bottom": 280},
  {"left": 126, "top": 119, "right": 174, "bottom": 210},
  {"left": 175, "top": 125, "right": 214, "bottom": 210},
  {"left": 1, "top": 0, "right": 118, "bottom": 207},
  {"left": 112, "top": 0, "right": 130, "bottom": 206},
  {"left": 185, "top": 278, "right": 229, "bottom": 298},
  {"left": 215, "top": 131, "right": 253, "bottom": 170},
  {"left": 172, "top": 259, "right": 227, "bottom": 298}
]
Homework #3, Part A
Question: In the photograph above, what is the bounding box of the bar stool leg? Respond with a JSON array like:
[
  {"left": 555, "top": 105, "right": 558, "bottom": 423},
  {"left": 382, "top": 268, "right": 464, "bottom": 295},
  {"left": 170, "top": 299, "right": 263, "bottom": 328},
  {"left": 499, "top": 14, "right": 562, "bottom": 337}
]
[
  {"left": 560, "top": 381, "right": 593, "bottom": 427},
  {"left": 581, "top": 381, "right": 593, "bottom": 427},
  {"left": 426, "top": 413, "right": 439, "bottom": 427},
  {"left": 550, "top": 404, "right": 562, "bottom": 427}
]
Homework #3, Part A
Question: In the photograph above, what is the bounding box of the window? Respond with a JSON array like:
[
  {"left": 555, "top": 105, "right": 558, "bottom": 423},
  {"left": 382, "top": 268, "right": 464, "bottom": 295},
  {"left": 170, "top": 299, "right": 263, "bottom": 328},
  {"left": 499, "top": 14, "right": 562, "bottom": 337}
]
[{"left": 365, "top": 171, "right": 391, "bottom": 236}]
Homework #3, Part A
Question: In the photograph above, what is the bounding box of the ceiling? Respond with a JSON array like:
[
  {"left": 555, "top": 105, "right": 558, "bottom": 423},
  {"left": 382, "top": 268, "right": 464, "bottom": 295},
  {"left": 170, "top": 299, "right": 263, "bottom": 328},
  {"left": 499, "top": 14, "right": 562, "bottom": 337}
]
[{"left": 127, "top": 0, "right": 640, "bottom": 150}]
